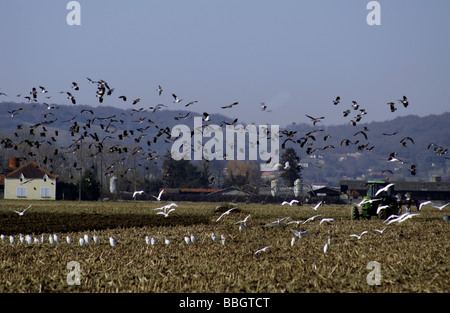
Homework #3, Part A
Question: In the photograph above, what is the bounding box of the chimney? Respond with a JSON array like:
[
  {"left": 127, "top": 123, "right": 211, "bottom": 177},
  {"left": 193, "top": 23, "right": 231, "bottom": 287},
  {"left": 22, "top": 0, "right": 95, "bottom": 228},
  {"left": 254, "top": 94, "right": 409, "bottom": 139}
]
[{"left": 9, "top": 157, "right": 19, "bottom": 168}]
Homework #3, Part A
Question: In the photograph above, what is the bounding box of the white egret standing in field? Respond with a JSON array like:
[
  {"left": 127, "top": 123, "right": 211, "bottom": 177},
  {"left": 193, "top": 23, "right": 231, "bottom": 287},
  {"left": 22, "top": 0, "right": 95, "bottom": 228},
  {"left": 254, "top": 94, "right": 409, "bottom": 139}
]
[
  {"left": 145, "top": 236, "right": 151, "bottom": 245},
  {"left": 323, "top": 243, "right": 329, "bottom": 253},
  {"left": 109, "top": 236, "right": 116, "bottom": 247},
  {"left": 164, "top": 238, "right": 170, "bottom": 245},
  {"left": 291, "top": 237, "right": 296, "bottom": 246},
  {"left": 79, "top": 238, "right": 85, "bottom": 247},
  {"left": 9, "top": 235, "right": 15, "bottom": 244},
  {"left": 93, "top": 234, "right": 99, "bottom": 244},
  {"left": 190, "top": 233, "right": 196, "bottom": 244},
  {"left": 184, "top": 236, "right": 192, "bottom": 245},
  {"left": 151, "top": 237, "right": 157, "bottom": 245},
  {"left": 66, "top": 236, "right": 72, "bottom": 244},
  {"left": 25, "top": 235, "right": 33, "bottom": 244},
  {"left": 211, "top": 232, "right": 221, "bottom": 242},
  {"left": 49, "top": 235, "right": 55, "bottom": 245},
  {"left": 220, "top": 234, "right": 226, "bottom": 245},
  {"left": 53, "top": 234, "right": 60, "bottom": 244},
  {"left": 84, "top": 234, "right": 90, "bottom": 244}
]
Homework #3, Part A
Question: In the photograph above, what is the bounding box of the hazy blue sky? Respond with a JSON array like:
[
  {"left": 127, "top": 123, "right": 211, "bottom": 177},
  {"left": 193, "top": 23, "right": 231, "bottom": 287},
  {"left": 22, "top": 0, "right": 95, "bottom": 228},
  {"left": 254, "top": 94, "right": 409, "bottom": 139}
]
[{"left": 1, "top": 0, "right": 449, "bottom": 127}]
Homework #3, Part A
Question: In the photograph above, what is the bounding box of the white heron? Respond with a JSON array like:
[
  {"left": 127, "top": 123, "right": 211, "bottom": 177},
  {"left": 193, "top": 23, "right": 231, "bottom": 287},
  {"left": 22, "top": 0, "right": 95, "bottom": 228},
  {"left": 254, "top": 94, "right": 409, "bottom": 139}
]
[
  {"left": 66, "top": 236, "right": 72, "bottom": 244},
  {"left": 49, "top": 235, "right": 55, "bottom": 245},
  {"left": 190, "top": 233, "right": 196, "bottom": 244},
  {"left": 53, "top": 233, "right": 60, "bottom": 244},
  {"left": 376, "top": 205, "right": 390, "bottom": 215},
  {"left": 216, "top": 207, "right": 237, "bottom": 222},
  {"left": 13, "top": 204, "right": 32, "bottom": 216},
  {"left": 132, "top": 190, "right": 144, "bottom": 198},
  {"left": 164, "top": 238, "right": 170, "bottom": 245},
  {"left": 9, "top": 235, "right": 15, "bottom": 244},
  {"left": 79, "top": 237, "right": 85, "bottom": 246},
  {"left": 0, "top": 234, "right": 5, "bottom": 241},
  {"left": 418, "top": 201, "right": 433, "bottom": 211},
  {"left": 84, "top": 234, "right": 90, "bottom": 244},
  {"left": 432, "top": 202, "right": 450, "bottom": 211},
  {"left": 290, "top": 237, "right": 297, "bottom": 246},
  {"left": 152, "top": 189, "right": 165, "bottom": 201},
  {"left": 265, "top": 216, "right": 291, "bottom": 227},
  {"left": 157, "top": 208, "right": 176, "bottom": 217},
  {"left": 311, "top": 201, "right": 323, "bottom": 211},
  {"left": 25, "top": 235, "right": 33, "bottom": 244},
  {"left": 375, "top": 183, "right": 395, "bottom": 197},
  {"left": 372, "top": 227, "right": 387, "bottom": 234},
  {"left": 282, "top": 199, "right": 299, "bottom": 206},
  {"left": 93, "top": 234, "right": 99, "bottom": 244},
  {"left": 235, "top": 214, "right": 251, "bottom": 227},
  {"left": 151, "top": 237, "right": 157, "bottom": 245},
  {"left": 319, "top": 218, "right": 336, "bottom": 225},
  {"left": 302, "top": 214, "right": 322, "bottom": 224},
  {"left": 211, "top": 232, "right": 221, "bottom": 242},
  {"left": 323, "top": 243, "right": 329, "bottom": 253},
  {"left": 290, "top": 229, "right": 310, "bottom": 239},
  {"left": 220, "top": 234, "right": 226, "bottom": 245},
  {"left": 109, "top": 236, "right": 116, "bottom": 247},
  {"left": 254, "top": 246, "right": 271, "bottom": 255},
  {"left": 184, "top": 236, "right": 192, "bottom": 245},
  {"left": 19, "top": 234, "right": 25, "bottom": 244},
  {"left": 145, "top": 236, "right": 151, "bottom": 245},
  {"left": 349, "top": 231, "right": 368, "bottom": 240}
]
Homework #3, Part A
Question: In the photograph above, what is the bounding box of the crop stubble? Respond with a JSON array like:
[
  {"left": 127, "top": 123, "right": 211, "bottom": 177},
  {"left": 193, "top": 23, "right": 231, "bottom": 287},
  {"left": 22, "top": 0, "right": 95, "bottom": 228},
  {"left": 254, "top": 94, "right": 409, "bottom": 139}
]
[{"left": 0, "top": 201, "right": 448, "bottom": 293}]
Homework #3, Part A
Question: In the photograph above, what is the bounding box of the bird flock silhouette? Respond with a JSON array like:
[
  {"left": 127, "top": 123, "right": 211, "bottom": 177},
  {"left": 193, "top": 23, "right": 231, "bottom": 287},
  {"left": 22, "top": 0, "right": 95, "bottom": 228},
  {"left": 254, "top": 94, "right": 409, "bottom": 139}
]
[{"left": 1, "top": 77, "right": 449, "bottom": 189}]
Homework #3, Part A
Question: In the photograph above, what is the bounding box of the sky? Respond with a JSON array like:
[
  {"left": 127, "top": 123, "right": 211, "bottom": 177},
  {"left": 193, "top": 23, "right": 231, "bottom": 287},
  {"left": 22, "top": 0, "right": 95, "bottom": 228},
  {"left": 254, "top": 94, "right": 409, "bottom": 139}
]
[{"left": 0, "top": 0, "right": 449, "bottom": 128}]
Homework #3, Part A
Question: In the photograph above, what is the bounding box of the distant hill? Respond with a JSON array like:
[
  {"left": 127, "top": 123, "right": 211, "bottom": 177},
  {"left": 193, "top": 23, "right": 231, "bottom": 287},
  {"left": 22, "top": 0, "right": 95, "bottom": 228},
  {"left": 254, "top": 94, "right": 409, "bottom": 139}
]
[{"left": 0, "top": 101, "right": 449, "bottom": 186}]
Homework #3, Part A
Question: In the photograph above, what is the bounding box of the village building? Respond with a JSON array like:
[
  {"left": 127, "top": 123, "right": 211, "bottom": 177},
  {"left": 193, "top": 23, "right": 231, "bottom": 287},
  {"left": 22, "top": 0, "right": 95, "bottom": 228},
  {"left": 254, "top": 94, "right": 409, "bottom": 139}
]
[{"left": 3, "top": 158, "right": 57, "bottom": 200}]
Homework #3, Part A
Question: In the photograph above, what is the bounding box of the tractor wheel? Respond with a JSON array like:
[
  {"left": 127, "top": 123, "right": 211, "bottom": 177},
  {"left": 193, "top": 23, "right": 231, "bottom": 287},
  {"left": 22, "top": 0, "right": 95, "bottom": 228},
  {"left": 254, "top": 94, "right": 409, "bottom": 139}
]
[
  {"left": 378, "top": 207, "right": 388, "bottom": 220},
  {"left": 351, "top": 206, "right": 360, "bottom": 220}
]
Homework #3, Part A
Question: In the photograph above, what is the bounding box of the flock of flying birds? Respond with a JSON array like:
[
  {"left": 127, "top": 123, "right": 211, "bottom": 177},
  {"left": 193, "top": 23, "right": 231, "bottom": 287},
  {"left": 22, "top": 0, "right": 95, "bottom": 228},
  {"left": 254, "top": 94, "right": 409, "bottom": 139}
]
[{"left": 0, "top": 78, "right": 449, "bottom": 186}]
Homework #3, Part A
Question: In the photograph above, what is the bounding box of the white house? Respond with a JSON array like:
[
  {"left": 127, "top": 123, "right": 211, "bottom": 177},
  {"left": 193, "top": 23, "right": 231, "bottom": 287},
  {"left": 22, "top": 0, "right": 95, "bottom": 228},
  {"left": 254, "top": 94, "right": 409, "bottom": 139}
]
[{"left": 4, "top": 161, "right": 57, "bottom": 200}]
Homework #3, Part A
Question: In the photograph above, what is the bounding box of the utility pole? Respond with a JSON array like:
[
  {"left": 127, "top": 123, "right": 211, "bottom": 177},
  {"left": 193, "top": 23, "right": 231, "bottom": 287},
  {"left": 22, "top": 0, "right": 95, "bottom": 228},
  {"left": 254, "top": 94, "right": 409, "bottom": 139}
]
[{"left": 78, "top": 137, "right": 83, "bottom": 202}]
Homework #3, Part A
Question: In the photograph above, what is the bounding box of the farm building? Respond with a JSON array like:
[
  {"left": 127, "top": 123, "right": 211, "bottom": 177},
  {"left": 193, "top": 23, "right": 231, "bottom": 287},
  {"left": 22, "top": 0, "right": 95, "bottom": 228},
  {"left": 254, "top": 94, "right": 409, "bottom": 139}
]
[
  {"left": 340, "top": 179, "right": 450, "bottom": 201},
  {"left": 3, "top": 159, "right": 57, "bottom": 200}
]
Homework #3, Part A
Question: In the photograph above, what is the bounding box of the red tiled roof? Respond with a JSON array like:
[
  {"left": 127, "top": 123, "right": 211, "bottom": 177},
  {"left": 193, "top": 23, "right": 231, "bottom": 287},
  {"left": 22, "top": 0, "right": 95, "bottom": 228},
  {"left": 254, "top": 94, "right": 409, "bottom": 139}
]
[{"left": 5, "top": 162, "right": 57, "bottom": 180}]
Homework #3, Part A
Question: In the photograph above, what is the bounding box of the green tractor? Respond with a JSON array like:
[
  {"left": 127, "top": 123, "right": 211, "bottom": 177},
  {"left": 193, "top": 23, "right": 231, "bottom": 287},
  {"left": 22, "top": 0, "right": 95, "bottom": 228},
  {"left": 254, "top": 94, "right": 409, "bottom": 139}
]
[{"left": 351, "top": 180, "right": 400, "bottom": 220}]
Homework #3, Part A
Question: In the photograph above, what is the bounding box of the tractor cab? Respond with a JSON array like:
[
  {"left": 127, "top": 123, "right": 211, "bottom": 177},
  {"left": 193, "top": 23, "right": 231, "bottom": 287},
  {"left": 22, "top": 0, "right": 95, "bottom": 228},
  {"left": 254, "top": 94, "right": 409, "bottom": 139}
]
[{"left": 366, "top": 180, "right": 393, "bottom": 197}]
